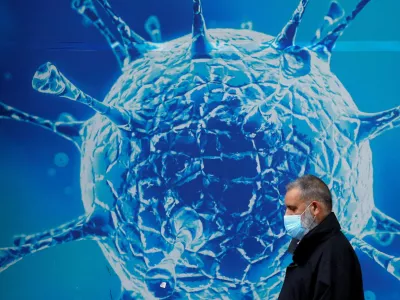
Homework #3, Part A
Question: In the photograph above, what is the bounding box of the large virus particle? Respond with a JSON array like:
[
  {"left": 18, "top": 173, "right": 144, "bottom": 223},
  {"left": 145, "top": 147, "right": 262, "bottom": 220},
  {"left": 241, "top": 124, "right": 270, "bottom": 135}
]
[{"left": 1, "top": 0, "right": 400, "bottom": 299}]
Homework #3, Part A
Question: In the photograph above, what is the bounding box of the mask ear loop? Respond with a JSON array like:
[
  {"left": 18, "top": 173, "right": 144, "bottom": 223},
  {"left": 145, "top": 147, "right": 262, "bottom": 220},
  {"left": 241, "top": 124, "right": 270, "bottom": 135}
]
[
  {"left": 300, "top": 201, "right": 313, "bottom": 217},
  {"left": 301, "top": 202, "right": 317, "bottom": 228},
  {"left": 309, "top": 202, "right": 318, "bottom": 227}
]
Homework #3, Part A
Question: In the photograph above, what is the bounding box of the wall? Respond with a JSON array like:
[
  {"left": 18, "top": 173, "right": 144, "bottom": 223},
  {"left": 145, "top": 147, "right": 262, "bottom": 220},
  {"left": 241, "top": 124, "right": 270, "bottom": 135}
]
[{"left": 0, "top": 0, "right": 399, "bottom": 299}]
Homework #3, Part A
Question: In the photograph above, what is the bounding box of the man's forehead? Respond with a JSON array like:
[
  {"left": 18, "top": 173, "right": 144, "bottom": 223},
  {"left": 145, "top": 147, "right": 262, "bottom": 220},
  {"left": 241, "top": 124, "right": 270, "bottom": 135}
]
[{"left": 284, "top": 188, "right": 303, "bottom": 205}]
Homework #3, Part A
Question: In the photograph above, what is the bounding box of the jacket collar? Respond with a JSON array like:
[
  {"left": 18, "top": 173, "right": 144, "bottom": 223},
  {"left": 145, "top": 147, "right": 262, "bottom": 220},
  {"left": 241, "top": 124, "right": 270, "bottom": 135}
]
[{"left": 292, "top": 212, "right": 341, "bottom": 265}]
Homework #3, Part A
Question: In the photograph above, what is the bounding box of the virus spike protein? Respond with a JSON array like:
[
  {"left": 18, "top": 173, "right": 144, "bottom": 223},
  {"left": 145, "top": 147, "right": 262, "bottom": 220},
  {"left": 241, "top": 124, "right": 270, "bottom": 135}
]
[
  {"left": 357, "top": 106, "right": 400, "bottom": 141},
  {"left": 311, "top": 1, "right": 345, "bottom": 44},
  {"left": 145, "top": 16, "right": 162, "bottom": 43},
  {"left": 32, "top": 62, "right": 139, "bottom": 132},
  {"left": 345, "top": 232, "right": 400, "bottom": 280},
  {"left": 96, "top": 0, "right": 154, "bottom": 61},
  {"left": 274, "top": 0, "right": 310, "bottom": 50},
  {"left": 72, "top": 0, "right": 129, "bottom": 69},
  {"left": 0, "top": 102, "right": 83, "bottom": 148},
  {"left": 191, "top": 0, "right": 213, "bottom": 59},
  {"left": 0, "top": 210, "right": 113, "bottom": 273},
  {"left": 311, "top": 0, "right": 373, "bottom": 58}
]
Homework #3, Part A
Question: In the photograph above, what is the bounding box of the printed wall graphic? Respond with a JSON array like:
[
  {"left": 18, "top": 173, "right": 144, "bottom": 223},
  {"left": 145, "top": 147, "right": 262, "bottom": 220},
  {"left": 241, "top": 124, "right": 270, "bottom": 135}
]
[{"left": 0, "top": 0, "right": 399, "bottom": 299}]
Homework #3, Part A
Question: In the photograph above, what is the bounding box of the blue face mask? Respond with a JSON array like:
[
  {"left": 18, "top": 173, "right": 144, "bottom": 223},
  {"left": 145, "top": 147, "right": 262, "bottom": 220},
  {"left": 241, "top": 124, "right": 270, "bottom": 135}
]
[{"left": 284, "top": 202, "right": 314, "bottom": 240}]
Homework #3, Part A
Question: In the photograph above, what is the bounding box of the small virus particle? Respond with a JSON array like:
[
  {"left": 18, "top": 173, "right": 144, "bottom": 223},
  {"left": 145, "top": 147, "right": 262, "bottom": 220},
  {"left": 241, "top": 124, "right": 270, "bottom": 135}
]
[
  {"left": 3, "top": 72, "right": 12, "bottom": 81},
  {"left": 0, "top": 0, "right": 399, "bottom": 299},
  {"left": 364, "top": 290, "right": 376, "bottom": 300},
  {"left": 54, "top": 152, "right": 69, "bottom": 168},
  {"left": 47, "top": 168, "right": 56, "bottom": 177},
  {"left": 64, "top": 186, "right": 73, "bottom": 195}
]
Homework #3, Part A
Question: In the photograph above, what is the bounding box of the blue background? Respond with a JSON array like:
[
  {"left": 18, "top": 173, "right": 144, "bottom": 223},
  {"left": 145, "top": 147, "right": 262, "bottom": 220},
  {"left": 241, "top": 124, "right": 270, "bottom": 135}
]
[{"left": 0, "top": 0, "right": 399, "bottom": 299}]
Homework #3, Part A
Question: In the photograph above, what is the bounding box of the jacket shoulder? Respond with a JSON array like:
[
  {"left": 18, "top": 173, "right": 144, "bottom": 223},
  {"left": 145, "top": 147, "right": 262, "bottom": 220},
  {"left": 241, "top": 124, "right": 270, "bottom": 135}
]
[{"left": 318, "top": 230, "right": 359, "bottom": 263}]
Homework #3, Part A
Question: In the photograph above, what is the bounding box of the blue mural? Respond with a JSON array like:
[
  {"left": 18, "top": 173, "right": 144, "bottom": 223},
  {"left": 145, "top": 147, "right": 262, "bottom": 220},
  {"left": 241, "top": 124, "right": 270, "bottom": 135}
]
[{"left": 0, "top": 0, "right": 399, "bottom": 299}]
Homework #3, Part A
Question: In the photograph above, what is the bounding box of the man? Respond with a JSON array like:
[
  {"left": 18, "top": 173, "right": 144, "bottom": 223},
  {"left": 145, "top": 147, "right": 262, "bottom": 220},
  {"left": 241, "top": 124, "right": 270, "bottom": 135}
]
[{"left": 278, "top": 174, "right": 365, "bottom": 300}]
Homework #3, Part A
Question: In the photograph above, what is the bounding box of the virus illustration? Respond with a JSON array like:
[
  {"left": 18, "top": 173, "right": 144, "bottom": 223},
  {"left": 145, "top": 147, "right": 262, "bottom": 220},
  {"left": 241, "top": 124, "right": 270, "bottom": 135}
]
[{"left": 1, "top": 0, "right": 399, "bottom": 299}]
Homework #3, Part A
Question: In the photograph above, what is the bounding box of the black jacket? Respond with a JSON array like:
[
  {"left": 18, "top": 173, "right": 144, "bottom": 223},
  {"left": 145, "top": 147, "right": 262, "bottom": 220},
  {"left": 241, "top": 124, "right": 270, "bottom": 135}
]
[{"left": 278, "top": 212, "right": 364, "bottom": 300}]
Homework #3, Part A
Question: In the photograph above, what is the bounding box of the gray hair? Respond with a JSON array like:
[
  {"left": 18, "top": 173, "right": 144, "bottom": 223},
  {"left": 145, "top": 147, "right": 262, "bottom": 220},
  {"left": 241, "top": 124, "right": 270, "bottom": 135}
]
[{"left": 286, "top": 174, "right": 332, "bottom": 211}]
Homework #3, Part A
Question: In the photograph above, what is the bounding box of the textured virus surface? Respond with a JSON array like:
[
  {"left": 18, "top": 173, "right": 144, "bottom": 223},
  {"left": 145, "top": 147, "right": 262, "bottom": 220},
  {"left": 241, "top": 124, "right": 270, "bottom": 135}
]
[{"left": 1, "top": 0, "right": 400, "bottom": 299}]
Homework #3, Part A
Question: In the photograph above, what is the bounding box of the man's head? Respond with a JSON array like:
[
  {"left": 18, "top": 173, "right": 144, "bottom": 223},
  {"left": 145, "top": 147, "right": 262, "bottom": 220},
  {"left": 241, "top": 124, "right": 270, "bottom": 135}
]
[{"left": 284, "top": 175, "right": 332, "bottom": 237}]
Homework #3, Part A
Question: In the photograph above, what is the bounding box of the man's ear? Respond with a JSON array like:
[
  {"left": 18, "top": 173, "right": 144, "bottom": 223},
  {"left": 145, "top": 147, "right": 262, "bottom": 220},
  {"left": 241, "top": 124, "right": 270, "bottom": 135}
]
[{"left": 311, "top": 201, "right": 320, "bottom": 216}]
